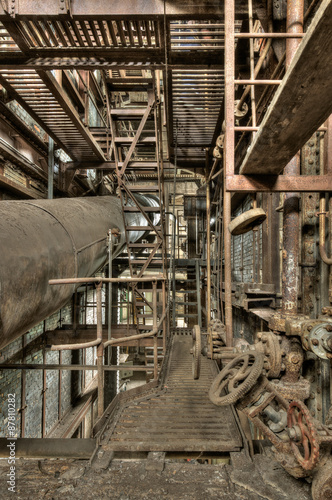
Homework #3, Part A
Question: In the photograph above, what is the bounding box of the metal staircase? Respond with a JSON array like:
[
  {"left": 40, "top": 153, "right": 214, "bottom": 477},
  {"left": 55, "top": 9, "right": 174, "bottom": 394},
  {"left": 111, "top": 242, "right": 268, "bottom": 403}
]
[{"left": 109, "top": 77, "right": 166, "bottom": 345}]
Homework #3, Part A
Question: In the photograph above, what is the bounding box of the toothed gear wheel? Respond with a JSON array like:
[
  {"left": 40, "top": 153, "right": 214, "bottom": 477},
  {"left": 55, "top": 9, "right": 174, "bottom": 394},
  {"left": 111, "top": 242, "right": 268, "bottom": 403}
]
[
  {"left": 209, "top": 352, "right": 264, "bottom": 406},
  {"left": 192, "top": 325, "right": 201, "bottom": 380},
  {"left": 287, "top": 400, "right": 320, "bottom": 471}
]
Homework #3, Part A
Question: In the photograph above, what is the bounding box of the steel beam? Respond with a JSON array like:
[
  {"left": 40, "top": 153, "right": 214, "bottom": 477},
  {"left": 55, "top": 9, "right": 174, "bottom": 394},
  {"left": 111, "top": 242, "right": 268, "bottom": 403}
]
[
  {"left": 226, "top": 174, "right": 332, "bottom": 192},
  {"left": 240, "top": 0, "right": 332, "bottom": 174},
  {"left": 0, "top": 0, "right": 248, "bottom": 18}
]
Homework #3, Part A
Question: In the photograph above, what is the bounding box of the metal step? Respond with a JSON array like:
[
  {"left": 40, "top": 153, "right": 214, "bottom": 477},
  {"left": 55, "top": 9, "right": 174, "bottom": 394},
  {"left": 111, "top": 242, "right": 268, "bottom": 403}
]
[
  {"left": 114, "top": 136, "right": 156, "bottom": 144},
  {"left": 175, "top": 301, "right": 197, "bottom": 305}
]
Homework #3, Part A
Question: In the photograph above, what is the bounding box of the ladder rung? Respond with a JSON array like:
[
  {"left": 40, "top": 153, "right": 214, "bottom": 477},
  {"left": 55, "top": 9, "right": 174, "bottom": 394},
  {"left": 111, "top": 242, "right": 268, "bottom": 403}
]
[
  {"left": 114, "top": 136, "right": 156, "bottom": 144},
  {"left": 175, "top": 301, "right": 197, "bottom": 305},
  {"left": 176, "top": 314, "right": 198, "bottom": 317},
  {"left": 110, "top": 108, "right": 147, "bottom": 116},
  {"left": 136, "top": 302, "right": 163, "bottom": 307}
]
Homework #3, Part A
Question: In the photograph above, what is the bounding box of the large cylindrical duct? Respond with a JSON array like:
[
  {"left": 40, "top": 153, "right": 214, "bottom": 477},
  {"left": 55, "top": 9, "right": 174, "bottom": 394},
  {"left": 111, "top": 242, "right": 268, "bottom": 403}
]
[{"left": 0, "top": 195, "right": 158, "bottom": 348}]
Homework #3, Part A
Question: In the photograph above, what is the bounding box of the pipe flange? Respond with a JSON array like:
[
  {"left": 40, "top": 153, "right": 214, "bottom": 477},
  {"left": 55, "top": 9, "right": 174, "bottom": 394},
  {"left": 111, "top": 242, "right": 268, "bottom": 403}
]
[
  {"left": 216, "top": 134, "right": 224, "bottom": 149},
  {"left": 307, "top": 322, "right": 332, "bottom": 360},
  {"left": 213, "top": 146, "right": 222, "bottom": 159},
  {"left": 234, "top": 100, "right": 248, "bottom": 119}
]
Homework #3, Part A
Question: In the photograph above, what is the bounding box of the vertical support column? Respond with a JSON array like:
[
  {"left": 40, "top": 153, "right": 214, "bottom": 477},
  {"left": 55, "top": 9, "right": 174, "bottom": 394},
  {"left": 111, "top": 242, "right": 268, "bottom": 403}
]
[
  {"left": 20, "top": 334, "right": 26, "bottom": 437},
  {"left": 162, "top": 280, "right": 167, "bottom": 353},
  {"left": 206, "top": 182, "right": 211, "bottom": 327},
  {"left": 48, "top": 137, "right": 54, "bottom": 200},
  {"left": 282, "top": 0, "right": 304, "bottom": 315},
  {"left": 96, "top": 283, "right": 104, "bottom": 418},
  {"left": 58, "top": 351, "right": 62, "bottom": 421},
  {"left": 152, "top": 282, "right": 158, "bottom": 380},
  {"left": 224, "top": 0, "right": 235, "bottom": 346},
  {"left": 195, "top": 259, "right": 202, "bottom": 327},
  {"left": 42, "top": 320, "right": 47, "bottom": 437}
]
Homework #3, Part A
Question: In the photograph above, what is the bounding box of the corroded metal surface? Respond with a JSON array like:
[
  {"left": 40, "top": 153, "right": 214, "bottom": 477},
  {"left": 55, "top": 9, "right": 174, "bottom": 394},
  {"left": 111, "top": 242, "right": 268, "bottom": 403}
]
[
  {"left": 102, "top": 335, "right": 242, "bottom": 452},
  {"left": 0, "top": 195, "right": 157, "bottom": 348}
]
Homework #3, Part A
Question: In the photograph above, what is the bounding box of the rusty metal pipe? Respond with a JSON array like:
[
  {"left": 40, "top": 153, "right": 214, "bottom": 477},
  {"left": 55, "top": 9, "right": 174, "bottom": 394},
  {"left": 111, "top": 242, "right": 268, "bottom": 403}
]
[
  {"left": 51, "top": 283, "right": 104, "bottom": 351},
  {"left": 281, "top": 0, "right": 304, "bottom": 315},
  {"left": 0, "top": 195, "right": 159, "bottom": 349},
  {"left": 103, "top": 306, "right": 169, "bottom": 348},
  {"left": 319, "top": 196, "right": 332, "bottom": 265}
]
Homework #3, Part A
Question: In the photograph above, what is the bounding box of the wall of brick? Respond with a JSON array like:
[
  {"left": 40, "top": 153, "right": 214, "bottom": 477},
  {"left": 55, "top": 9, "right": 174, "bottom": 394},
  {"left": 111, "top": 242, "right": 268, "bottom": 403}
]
[
  {"left": 0, "top": 303, "right": 76, "bottom": 438},
  {"left": 231, "top": 196, "right": 262, "bottom": 284}
]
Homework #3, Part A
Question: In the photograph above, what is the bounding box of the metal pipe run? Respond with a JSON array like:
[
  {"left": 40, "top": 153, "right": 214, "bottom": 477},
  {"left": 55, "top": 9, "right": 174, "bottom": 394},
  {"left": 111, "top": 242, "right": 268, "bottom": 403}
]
[
  {"left": 281, "top": 0, "right": 304, "bottom": 315},
  {"left": 0, "top": 195, "right": 159, "bottom": 349},
  {"left": 319, "top": 196, "right": 332, "bottom": 265}
]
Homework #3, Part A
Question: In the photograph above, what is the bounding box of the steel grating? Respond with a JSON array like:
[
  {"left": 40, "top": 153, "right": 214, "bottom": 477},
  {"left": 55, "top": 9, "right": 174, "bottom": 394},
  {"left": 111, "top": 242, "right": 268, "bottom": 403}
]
[
  {"left": 101, "top": 335, "right": 242, "bottom": 452},
  {"left": 0, "top": 69, "right": 106, "bottom": 161}
]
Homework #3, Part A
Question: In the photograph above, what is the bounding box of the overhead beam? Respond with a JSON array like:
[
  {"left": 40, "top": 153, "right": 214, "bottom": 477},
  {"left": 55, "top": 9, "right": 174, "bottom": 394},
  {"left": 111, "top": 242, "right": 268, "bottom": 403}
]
[
  {"left": 0, "top": 100, "right": 48, "bottom": 158},
  {"left": 0, "top": 136, "right": 47, "bottom": 181},
  {"left": 240, "top": 0, "right": 332, "bottom": 175},
  {"left": 0, "top": 173, "right": 43, "bottom": 198},
  {"left": 0, "top": 56, "right": 224, "bottom": 71},
  {"left": 0, "top": 0, "right": 248, "bottom": 18},
  {"left": 226, "top": 174, "right": 332, "bottom": 192}
]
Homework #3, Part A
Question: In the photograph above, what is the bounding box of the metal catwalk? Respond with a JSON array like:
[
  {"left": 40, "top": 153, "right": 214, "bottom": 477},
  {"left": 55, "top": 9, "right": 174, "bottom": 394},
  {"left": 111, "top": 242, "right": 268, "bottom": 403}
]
[{"left": 99, "top": 332, "right": 242, "bottom": 453}]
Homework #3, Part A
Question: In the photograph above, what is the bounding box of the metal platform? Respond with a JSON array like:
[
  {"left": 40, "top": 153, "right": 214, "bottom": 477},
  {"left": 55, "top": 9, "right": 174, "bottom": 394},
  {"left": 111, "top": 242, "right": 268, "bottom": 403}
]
[{"left": 101, "top": 334, "right": 242, "bottom": 453}]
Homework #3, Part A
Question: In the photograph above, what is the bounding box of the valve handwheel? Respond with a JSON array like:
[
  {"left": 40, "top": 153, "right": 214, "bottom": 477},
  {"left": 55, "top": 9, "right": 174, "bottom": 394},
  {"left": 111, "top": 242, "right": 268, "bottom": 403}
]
[
  {"left": 287, "top": 400, "right": 320, "bottom": 471},
  {"left": 209, "top": 351, "right": 264, "bottom": 406},
  {"left": 192, "top": 325, "right": 201, "bottom": 380}
]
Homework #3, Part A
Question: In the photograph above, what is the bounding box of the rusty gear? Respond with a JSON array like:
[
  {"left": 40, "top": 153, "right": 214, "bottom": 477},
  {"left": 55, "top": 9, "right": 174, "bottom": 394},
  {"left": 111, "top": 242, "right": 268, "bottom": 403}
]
[
  {"left": 207, "top": 319, "right": 226, "bottom": 359},
  {"left": 287, "top": 400, "right": 320, "bottom": 471},
  {"left": 209, "top": 352, "right": 264, "bottom": 406},
  {"left": 192, "top": 325, "right": 201, "bottom": 380},
  {"left": 255, "top": 331, "right": 282, "bottom": 378}
]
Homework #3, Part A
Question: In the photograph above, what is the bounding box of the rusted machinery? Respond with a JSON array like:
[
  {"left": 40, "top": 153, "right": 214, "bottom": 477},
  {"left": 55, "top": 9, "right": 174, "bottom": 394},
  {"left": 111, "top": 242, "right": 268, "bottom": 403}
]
[
  {"left": 0, "top": 194, "right": 159, "bottom": 349},
  {"left": 197, "top": 319, "right": 332, "bottom": 499}
]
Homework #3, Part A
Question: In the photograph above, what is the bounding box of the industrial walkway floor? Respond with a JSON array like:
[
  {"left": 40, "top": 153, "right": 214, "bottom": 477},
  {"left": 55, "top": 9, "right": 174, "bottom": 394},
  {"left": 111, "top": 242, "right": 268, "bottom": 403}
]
[{"left": 101, "top": 333, "right": 242, "bottom": 453}]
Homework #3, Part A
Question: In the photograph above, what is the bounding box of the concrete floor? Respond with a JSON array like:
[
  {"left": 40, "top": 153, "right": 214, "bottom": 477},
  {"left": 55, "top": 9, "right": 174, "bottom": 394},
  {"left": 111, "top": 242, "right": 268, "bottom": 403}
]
[{"left": 0, "top": 448, "right": 312, "bottom": 500}]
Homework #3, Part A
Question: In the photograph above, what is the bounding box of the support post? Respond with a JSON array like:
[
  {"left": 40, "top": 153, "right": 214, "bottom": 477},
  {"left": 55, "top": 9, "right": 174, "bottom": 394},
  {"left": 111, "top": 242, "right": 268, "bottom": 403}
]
[
  {"left": 224, "top": 0, "right": 234, "bottom": 346},
  {"left": 96, "top": 283, "right": 104, "bottom": 418},
  {"left": 153, "top": 282, "right": 158, "bottom": 380},
  {"left": 195, "top": 259, "right": 202, "bottom": 327},
  {"left": 281, "top": 0, "right": 304, "bottom": 315},
  {"left": 206, "top": 178, "right": 211, "bottom": 328},
  {"left": 48, "top": 137, "right": 54, "bottom": 200}
]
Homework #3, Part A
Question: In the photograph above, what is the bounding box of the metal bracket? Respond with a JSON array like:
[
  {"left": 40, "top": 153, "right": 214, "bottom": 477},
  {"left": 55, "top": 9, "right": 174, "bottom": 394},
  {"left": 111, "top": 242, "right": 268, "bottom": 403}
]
[
  {"left": 59, "top": 0, "right": 71, "bottom": 16},
  {"left": 1, "top": 0, "right": 16, "bottom": 18}
]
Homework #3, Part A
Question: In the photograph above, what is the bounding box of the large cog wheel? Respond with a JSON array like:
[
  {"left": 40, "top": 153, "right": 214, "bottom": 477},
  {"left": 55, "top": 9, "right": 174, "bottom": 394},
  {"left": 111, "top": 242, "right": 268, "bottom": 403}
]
[
  {"left": 209, "top": 351, "right": 264, "bottom": 406},
  {"left": 287, "top": 400, "right": 320, "bottom": 471},
  {"left": 192, "top": 325, "right": 201, "bottom": 380}
]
